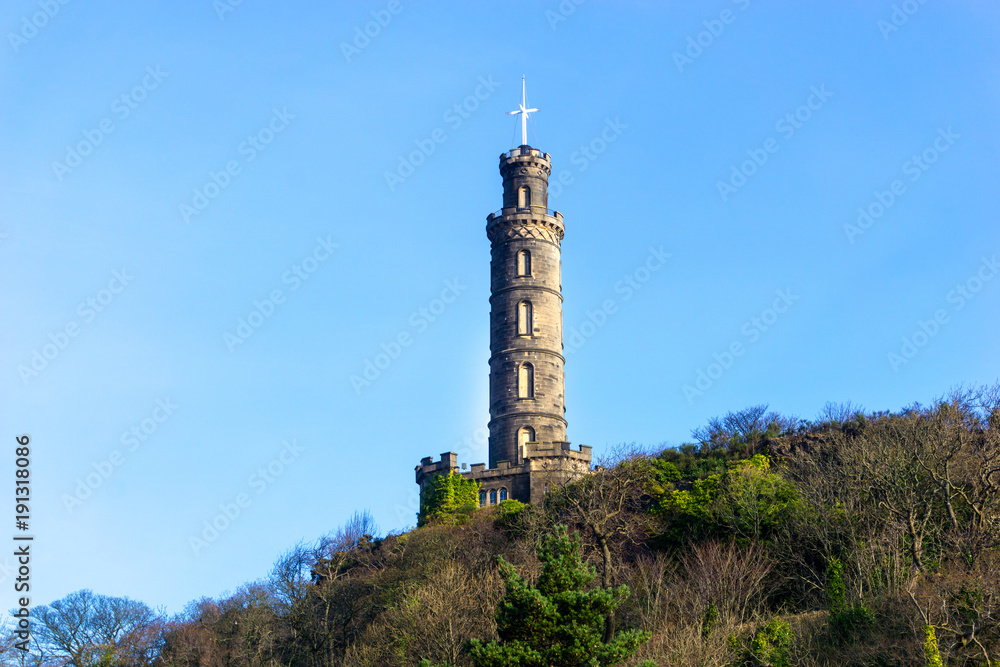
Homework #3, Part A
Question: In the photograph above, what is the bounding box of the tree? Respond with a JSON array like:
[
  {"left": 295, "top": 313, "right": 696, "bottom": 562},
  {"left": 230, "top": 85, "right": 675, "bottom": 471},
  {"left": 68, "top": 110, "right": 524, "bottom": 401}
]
[
  {"left": 156, "top": 601, "right": 220, "bottom": 667},
  {"left": 692, "top": 404, "right": 796, "bottom": 456},
  {"left": 28, "top": 590, "right": 163, "bottom": 667},
  {"left": 278, "top": 510, "right": 384, "bottom": 665},
  {"left": 468, "top": 525, "right": 650, "bottom": 666},
  {"left": 818, "top": 393, "right": 1000, "bottom": 573},
  {"left": 419, "top": 471, "right": 480, "bottom": 527},
  {"left": 660, "top": 454, "right": 801, "bottom": 544},
  {"left": 545, "top": 450, "right": 655, "bottom": 642},
  {"left": 0, "top": 622, "right": 44, "bottom": 667}
]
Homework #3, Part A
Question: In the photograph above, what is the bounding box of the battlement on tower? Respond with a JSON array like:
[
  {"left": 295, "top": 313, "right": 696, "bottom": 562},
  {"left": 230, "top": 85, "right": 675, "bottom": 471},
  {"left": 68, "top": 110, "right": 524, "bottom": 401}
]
[
  {"left": 499, "top": 147, "right": 552, "bottom": 177},
  {"left": 500, "top": 145, "right": 551, "bottom": 162},
  {"left": 524, "top": 441, "right": 592, "bottom": 462},
  {"left": 414, "top": 452, "right": 459, "bottom": 485},
  {"left": 415, "top": 443, "right": 592, "bottom": 505}
]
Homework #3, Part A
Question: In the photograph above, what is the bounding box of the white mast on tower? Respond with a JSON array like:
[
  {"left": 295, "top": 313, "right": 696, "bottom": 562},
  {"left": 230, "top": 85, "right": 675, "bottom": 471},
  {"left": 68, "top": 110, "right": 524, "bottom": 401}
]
[{"left": 507, "top": 76, "right": 539, "bottom": 147}]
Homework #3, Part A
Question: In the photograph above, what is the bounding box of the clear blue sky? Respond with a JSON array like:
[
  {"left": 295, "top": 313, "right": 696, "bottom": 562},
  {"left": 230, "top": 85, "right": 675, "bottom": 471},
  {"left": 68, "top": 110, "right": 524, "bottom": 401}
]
[{"left": 2, "top": 1, "right": 998, "bottom": 615}]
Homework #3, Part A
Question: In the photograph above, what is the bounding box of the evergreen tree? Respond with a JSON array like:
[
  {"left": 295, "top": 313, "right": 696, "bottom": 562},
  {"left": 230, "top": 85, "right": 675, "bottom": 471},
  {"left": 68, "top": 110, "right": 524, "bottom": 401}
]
[{"left": 468, "top": 525, "right": 651, "bottom": 666}]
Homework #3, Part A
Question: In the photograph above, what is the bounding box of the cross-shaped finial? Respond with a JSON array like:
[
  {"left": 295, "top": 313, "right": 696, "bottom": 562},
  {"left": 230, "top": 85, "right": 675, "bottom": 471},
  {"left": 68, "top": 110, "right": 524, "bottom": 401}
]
[{"left": 507, "top": 76, "right": 538, "bottom": 147}]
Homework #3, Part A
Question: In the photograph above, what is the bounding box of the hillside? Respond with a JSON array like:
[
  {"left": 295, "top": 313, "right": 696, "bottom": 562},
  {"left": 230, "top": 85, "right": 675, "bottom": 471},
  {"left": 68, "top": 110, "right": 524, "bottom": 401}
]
[{"left": 10, "top": 384, "right": 1000, "bottom": 666}]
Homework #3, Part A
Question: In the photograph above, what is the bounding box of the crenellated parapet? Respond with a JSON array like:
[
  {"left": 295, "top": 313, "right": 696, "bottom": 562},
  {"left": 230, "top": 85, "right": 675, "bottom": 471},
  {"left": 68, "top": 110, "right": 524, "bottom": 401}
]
[
  {"left": 499, "top": 146, "right": 552, "bottom": 180},
  {"left": 414, "top": 452, "right": 459, "bottom": 492},
  {"left": 415, "top": 442, "right": 593, "bottom": 506},
  {"left": 486, "top": 210, "right": 565, "bottom": 246}
]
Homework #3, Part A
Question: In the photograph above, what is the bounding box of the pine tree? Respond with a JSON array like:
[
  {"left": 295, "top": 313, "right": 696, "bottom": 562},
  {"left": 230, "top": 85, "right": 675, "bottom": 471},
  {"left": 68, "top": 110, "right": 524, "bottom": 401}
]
[{"left": 468, "top": 525, "right": 651, "bottom": 666}]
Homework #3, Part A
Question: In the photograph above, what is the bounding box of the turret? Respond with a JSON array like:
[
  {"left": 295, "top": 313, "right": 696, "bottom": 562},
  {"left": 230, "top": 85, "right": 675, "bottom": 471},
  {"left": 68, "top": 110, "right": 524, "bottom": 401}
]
[{"left": 486, "top": 145, "right": 567, "bottom": 468}]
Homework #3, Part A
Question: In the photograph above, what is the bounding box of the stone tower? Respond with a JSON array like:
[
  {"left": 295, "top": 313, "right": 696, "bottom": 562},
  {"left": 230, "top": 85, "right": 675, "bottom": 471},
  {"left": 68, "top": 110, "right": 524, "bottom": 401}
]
[
  {"left": 487, "top": 147, "right": 567, "bottom": 467},
  {"left": 416, "top": 143, "right": 591, "bottom": 506}
]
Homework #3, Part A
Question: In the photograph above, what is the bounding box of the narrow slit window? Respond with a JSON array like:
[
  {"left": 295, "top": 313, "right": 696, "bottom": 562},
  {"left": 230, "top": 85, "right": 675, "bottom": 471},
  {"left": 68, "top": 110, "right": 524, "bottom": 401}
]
[
  {"left": 518, "top": 362, "right": 534, "bottom": 398},
  {"left": 489, "top": 489, "right": 497, "bottom": 505},
  {"left": 517, "top": 249, "right": 531, "bottom": 276},
  {"left": 518, "top": 186, "right": 531, "bottom": 208},
  {"left": 517, "top": 300, "right": 533, "bottom": 335},
  {"left": 518, "top": 426, "right": 535, "bottom": 460},
  {"left": 479, "top": 490, "right": 487, "bottom": 506}
]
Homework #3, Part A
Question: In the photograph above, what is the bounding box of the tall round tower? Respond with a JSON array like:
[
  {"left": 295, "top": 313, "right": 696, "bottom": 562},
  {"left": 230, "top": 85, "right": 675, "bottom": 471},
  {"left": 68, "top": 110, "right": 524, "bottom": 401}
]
[
  {"left": 486, "top": 145, "right": 567, "bottom": 468},
  {"left": 415, "top": 86, "right": 590, "bottom": 508}
]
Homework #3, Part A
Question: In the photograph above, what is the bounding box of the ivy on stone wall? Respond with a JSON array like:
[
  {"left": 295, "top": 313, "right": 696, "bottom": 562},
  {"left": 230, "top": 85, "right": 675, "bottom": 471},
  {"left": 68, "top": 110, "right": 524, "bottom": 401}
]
[{"left": 418, "top": 471, "right": 480, "bottom": 527}]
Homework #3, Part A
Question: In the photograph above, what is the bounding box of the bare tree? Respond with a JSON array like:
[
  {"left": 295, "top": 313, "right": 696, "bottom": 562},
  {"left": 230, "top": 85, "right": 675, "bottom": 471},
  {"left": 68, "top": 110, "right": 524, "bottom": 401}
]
[
  {"left": 838, "top": 411, "right": 944, "bottom": 572},
  {"left": 30, "top": 589, "right": 163, "bottom": 667},
  {"left": 907, "top": 555, "right": 1000, "bottom": 666},
  {"left": 678, "top": 540, "right": 774, "bottom": 626},
  {"left": 817, "top": 401, "right": 864, "bottom": 427},
  {"left": 310, "top": 509, "right": 380, "bottom": 583},
  {"left": 0, "top": 621, "right": 45, "bottom": 667},
  {"left": 269, "top": 540, "right": 312, "bottom": 612},
  {"left": 692, "top": 405, "right": 796, "bottom": 455}
]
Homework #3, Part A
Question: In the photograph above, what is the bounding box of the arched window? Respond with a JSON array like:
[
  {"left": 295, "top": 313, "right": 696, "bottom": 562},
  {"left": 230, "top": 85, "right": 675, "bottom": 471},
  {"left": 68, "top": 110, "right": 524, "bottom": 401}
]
[
  {"left": 499, "top": 488, "right": 508, "bottom": 502},
  {"left": 518, "top": 426, "right": 535, "bottom": 460},
  {"left": 518, "top": 362, "right": 534, "bottom": 398},
  {"left": 489, "top": 489, "right": 497, "bottom": 505},
  {"left": 479, "top": 490, "right": 487, "bottom": 506},
  {"left": 516, "top": 249, "right": 531, "bottom": 276},
  {"left": 518, "top": 186, "right": 531, "bottom": 208},
  {"left": 517, "top": 300, "right": 533, "bottom": 335}
]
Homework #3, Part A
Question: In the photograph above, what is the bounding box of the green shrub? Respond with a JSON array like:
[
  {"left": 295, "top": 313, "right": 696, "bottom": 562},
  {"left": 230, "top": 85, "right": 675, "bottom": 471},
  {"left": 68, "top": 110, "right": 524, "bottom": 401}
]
[
  {"left": 826, "top": 557, "right": 847, "bottom": 616},
  {"left": 494, "top": 499, "right": 527, "bottom": 531},
  {"left": 657, "top": 454, "right": 801, "bottom": 543},
  {"left": 922, "top": 624, "right": 943, "bottom": 667},
  {"left": 701, "top": 599, "right": 719, "bottom": 639},
  {"left": 826, "top": 557, "right": 874, "bottom": 641},
  {"left": 744, "top": 618, "right": 793, "bottom": 667},
  {"left": 418, "top": 471, "right": 480, "bottom": 527}
]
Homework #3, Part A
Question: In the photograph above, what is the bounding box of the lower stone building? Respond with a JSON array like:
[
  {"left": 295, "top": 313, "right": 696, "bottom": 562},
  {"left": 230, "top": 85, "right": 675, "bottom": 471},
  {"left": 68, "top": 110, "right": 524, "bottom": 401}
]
[{"left": 416, "top": 440, "right": 592, "bottom": 506}]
